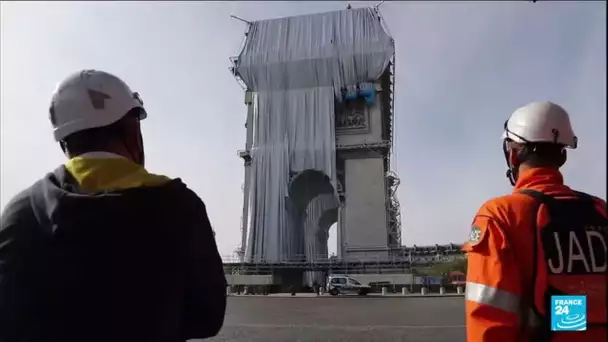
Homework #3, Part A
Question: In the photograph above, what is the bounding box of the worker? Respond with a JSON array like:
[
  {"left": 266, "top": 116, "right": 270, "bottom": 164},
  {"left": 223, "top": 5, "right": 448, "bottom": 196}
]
[
  {"left": 463, "top": 101, "right": 607, "bottom": 342},
  {"left": 0, "top": 70, "right": 227, "bottom": 342}
]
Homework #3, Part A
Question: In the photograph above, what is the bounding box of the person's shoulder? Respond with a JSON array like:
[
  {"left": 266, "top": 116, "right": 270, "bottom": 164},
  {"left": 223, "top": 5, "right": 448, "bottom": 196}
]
[
  {"left": 0, "top": 178, "right": 45, "bottom": 228},
  {"left": 475, "top": 192, "right": 537, "bottom": 218},
  {"left": 161, "top": 178, "right": 200, "bottom": 198},
  {"left": 1, "top": 182, "right": 39, "bottom": 216},
  {"left": 465, "top": 192, "right": 543, "bottom": 253},
  {"left": 156, "top": 178, "right": 207, "bottom": 210},
  {"left": 569, "top": 189, "right": 607, "bottom": 215},
  {"left": 465, "top": 193, "right": 531, "bottom": 253},
  {"left": 572, "top": 190, "right": 605, "bottom": 204},
  {"left": 2, "top": 167, "right": 81, "bottom": 225},
  {"left": 590, "top": 194, "right": 606, "bottom": 208}
]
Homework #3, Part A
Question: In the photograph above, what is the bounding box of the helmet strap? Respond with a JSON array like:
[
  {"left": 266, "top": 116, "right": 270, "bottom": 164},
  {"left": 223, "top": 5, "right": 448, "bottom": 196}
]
[
  {"left": 118, "top": 127, "right": 145, "bottom": 167},
  {"left": 503, "top": 139, "right": 525, "bottom": 186},
  {"left": 136, "top": 132, "right": 145, "bottom": 167},
  {"left": 119, "top": 135, "right": 139, "bottom": 166},
  {"left": 59, "top": 140, "right": 69, "bottom": 156},
  {"left": 504, "top": 140, "right": 546, "bottom": 186}
]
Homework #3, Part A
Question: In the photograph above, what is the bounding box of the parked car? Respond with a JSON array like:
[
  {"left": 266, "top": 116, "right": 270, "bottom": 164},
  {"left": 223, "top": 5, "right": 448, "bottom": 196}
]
[{"left": 327, "top": 275, "right": 371, "bottom": 296}]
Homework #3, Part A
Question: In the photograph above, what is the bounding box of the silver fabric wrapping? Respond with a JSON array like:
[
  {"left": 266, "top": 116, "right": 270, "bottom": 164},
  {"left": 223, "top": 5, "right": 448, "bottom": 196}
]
[{"left": 236, "top": 7, "right": 394, "bottom": 265}]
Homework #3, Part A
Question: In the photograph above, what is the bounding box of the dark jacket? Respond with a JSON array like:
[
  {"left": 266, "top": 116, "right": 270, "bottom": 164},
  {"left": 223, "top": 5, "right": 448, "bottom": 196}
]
[{"left": 0, "top": 165, "right": 227, "bottom": 342}]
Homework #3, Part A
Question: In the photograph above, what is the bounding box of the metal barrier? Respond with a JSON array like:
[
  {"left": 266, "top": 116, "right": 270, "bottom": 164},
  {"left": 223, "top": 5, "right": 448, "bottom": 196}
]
[{"left": 221, "top": 246, "right": 466, "bottom": 265}]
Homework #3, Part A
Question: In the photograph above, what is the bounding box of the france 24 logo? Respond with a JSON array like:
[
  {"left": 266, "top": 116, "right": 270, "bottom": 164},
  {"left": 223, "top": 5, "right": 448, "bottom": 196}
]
[{"left": 551, "top": 295, "right": 587, "bottom": 331}]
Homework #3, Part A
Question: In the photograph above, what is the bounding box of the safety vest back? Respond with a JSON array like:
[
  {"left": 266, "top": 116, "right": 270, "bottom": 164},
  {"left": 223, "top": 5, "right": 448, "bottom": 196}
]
[{"left": 519, "top": 189, "right": 608, "bottom": 341}]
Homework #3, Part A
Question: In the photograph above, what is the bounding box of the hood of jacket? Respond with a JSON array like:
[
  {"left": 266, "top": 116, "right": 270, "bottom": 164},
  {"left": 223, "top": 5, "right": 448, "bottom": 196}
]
[{"left": 27, "top": 152, "right": 176, "bottom": 230}]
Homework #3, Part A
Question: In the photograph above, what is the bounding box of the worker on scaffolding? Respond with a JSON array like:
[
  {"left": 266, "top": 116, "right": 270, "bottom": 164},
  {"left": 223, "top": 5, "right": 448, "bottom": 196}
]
[
  {"left": 0, "top": 70, "right": 227, "bottom": 342},
  {"left": 463, "top": 101, "right": 607, "bottom": 342}
]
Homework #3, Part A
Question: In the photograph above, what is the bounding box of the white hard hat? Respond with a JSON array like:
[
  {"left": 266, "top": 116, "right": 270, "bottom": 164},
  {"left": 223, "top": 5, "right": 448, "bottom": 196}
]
[
  {"left": 50, "top": 70, "right": 147, "bottom": 141},
  {"left": 501, "top": 101, "right": 578, "bottom": 149}
]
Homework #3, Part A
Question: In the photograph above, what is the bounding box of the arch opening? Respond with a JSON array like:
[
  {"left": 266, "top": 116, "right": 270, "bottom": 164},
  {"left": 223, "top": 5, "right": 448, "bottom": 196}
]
[
  {"left": 288, "top": 169, "right": 335, "bottom": 211},
  {"left": 288, "top": 169, "right": 339, "bottom": 286},
  {"left": 328, "top": 222, "right": 338, "bottom": 258}
]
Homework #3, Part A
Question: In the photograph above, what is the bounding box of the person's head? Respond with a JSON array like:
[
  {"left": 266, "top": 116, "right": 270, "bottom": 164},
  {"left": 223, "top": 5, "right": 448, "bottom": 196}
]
[
  {"left": 502, "top": 101, "right": 578, "bottom": 186},
  {"left": 49, "top": 70, "right": 148, "bottom": 165}
]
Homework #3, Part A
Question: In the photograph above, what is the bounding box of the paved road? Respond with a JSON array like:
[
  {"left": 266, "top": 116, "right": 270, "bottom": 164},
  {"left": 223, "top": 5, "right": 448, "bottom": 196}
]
[{"left": 204, "top": 296, "right": 465, "bottom": 342}]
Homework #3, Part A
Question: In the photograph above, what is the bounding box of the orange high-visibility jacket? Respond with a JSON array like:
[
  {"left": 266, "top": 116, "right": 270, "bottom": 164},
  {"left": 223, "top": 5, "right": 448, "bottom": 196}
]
[{"left": 463, "top": 167, "right": 607, "bottom": 342}]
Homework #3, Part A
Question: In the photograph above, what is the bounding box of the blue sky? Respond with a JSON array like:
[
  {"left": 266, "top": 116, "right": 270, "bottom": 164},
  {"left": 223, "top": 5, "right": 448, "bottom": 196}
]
[{"left": 1, "top": 1, "right": 605, "bottom": 258}]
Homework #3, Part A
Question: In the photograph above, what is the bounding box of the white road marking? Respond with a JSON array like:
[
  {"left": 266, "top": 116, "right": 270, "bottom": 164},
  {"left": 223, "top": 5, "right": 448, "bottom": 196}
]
[{"left": 224, "top": 323, "right": 465, "bottom": 330}]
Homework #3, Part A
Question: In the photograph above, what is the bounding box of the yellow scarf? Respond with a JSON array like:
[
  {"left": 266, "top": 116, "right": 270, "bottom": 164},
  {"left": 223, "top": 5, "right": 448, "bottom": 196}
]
[{"left": 64, "top": 156, "right": 171, "bottom": 194}]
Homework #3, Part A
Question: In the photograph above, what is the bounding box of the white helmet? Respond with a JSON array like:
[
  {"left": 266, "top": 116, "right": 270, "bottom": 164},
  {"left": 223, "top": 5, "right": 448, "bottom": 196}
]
[
  {"left": 50, "top": 70, "right": 147, "bottom": 142},
  {"left": 501, "top": 101, "right": 578, "bottom": 149}
]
